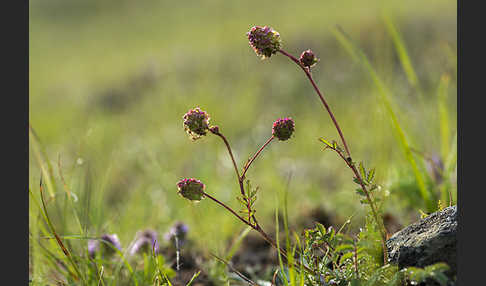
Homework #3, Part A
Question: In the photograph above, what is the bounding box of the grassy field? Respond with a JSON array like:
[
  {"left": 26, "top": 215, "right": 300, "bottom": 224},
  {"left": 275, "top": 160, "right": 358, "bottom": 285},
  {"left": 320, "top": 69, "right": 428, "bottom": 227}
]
[{"left": 29, "top": 0, "right": 456, "bottom": 284}]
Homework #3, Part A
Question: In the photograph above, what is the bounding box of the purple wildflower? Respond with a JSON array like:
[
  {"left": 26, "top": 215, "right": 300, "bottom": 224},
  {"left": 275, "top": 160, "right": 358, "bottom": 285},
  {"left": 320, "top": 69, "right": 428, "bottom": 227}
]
[
  {"left": 88, "top": 234, "right": 122, "bottom": 258},
  {"left": 247, "top": 26, "right": 282, "bottom": 59},
  {"left": 129, "top": 229, "right": 159, "bottom": 255},
  {"left": 176, "top": 178, "right": 205, "bottom": 201},
  {"left": 164, "top": 221, "right": 189, "bottom": 245},
  {"left": 299, "top": 49, "right": 319, "bottom": 68},
  {"left": 183, "top": 107, "right": 210, "bottom": 141},
  {"left": 272, "top": 117, "right": 295, "bottom": 141}
]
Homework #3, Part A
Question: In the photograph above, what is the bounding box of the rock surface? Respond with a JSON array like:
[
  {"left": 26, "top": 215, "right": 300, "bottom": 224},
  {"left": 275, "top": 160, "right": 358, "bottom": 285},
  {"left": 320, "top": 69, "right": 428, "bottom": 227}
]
[{"left": 386, "top": 205, "right": 457, "bottom": 280}]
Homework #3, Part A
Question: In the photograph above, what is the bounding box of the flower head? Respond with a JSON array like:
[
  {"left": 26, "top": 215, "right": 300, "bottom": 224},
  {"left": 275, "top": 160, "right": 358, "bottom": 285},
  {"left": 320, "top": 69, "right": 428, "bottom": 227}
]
[
  {"left": 88, "top": 234, "right": 122, "bottom": 258},
  {"left": 164, "top": 221, "right": 189, "bottom": 245},
  {"left": 272, "top": 117, "right": 295, "bottom": 141},
  {"left": 183, "top": 107, "right": 210, "bottom": 140},
  {"left": 247, "top": 26, "right": 282, "bottom": 59},
  {"left": 129, "top": 229, "right": 159, "bottom": 255},
  {"left": 299, "top": 49, "right": 319, "bottom": 68},
  {"left": 176, "top": 178, "right": 205, "bottom": 201}
]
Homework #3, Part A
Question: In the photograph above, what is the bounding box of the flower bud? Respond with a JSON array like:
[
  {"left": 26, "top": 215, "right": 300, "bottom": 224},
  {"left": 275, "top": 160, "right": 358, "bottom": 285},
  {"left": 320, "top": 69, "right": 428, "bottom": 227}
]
[
  {"left": 209, "top": 125, "right": 220, "bottom": 134},
  {"left": 247, "top": 26, "right": 282, "bottom": 59},
  {"left": 272, "top": 117, "right": 295, "bottom": 141},
  {"left": 176, "top": 178, "right": 205, "bottom": 201},
  {"left": 183, "top": 107, "right": 210, "bottom": 140},
  {"left": 299, "top": 49, "right": 319, "bottom": 68}
]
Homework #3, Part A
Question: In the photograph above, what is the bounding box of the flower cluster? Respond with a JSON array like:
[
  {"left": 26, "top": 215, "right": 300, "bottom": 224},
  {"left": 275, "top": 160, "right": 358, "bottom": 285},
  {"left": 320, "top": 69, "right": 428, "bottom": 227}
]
[
  {"left": 176, "top": 178, "right": 205, "bottom": 201},
  {"left": 183, "top": 107, "right": 210, "bottom": 140},
  {"left": 247, "top": 26, "right": 282, "bottom": 59},
  {"left": 129, "top": 229, "right": 159, "bottom": 255},
  {"left": 272, "top": 117, "right": 295, "bottom": 141},
  {"left": 88, "top": 234, "right": 122, "bottom": 258},
  {"left": 299, "top": 49, "right": 319, "bottom": 68}
]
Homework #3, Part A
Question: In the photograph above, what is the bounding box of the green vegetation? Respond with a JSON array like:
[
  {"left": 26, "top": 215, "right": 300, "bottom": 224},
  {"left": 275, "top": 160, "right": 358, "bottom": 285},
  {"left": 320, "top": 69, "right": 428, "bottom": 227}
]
[{"left": 29, "top": 0, "right": 456, "bottom": 284}]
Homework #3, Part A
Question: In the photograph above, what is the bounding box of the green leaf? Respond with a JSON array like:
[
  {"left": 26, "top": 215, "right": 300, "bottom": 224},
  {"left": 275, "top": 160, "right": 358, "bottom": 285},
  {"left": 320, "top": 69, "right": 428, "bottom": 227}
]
[
  {"left": 359, "top": 162, "right": 366, "bottom": 179},
  {"left": 335, "top": 244, "right": 354, "bottom": 253},
  {"left": 319, "top": 137, "right": 334, "bottom": 148},
  {"left": 355, "top": 188, "right": 366, "bottom": 196},
  {"left": 367, "top": 168, "right": 376, "bottom": 183},
  {"left": 316, "top": 222, "right": 327, "bottom": 236}
]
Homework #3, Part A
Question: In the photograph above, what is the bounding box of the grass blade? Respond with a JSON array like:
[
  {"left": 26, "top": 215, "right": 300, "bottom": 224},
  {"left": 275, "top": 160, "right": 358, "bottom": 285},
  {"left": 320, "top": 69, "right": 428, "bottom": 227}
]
[{"left": 332, "top": 26, "right": 435, "bottom": 212}]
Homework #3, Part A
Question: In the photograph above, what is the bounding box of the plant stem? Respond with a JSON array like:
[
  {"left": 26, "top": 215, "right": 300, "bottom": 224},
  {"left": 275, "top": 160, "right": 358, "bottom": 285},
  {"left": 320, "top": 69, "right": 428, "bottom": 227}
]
[
  {"left": 279, "top": 49, "right": 351, "bottom": 158},
  {"left": 241, "top": 136, "right": 275, "bottom": 180},
  {"left": 279, "top": 48, "right": 388, "bottom": 264}
]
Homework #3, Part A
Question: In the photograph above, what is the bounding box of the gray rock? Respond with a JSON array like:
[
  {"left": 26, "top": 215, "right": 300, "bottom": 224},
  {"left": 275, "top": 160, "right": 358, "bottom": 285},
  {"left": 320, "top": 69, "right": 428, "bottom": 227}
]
[{"left": 386, "top": 205, "right": 457, "bottom": 280}]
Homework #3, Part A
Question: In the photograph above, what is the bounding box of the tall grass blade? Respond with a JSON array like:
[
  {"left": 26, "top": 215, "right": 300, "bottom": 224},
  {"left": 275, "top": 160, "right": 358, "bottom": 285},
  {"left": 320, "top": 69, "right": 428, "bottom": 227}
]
[
  {"left": 382, "top": 13, "right": 423, "bottom": 97},
  {"left": 332, "top": 26, "right": 435, "bottom": 211}
]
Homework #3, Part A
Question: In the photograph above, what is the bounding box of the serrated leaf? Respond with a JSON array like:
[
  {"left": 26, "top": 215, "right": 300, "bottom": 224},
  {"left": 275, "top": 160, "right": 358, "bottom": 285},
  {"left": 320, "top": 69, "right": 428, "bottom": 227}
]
[
  {"left": 353, "top": 177, "right": 362, "bottom": 185},
  {"left": 316, "top": 222, "right": 327, "bottom": 236},
  {"left": 319, "top": 137, "right": 334, "bottom": 148},
  {"left": 360, "top": 199, "right": 370, "bottom": 205},
  {"left": 359, "top": 162, "right": 366, "bottom": 179},
  {"left": 355, "top": 188, "right": 366, "bottom": 196},
  {"left": 367, "top": 168, "right": 375, "bottom": 183}
]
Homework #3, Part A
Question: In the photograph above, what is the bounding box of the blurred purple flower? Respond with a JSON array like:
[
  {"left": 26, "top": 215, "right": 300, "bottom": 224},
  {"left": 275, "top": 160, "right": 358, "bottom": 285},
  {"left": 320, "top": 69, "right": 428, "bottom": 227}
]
[
  {"left": 129, "top": 229, "right": 160, "bottom": 255},
  {"left": 247, "top": 26, "right": 282, "bottom": 59},
  {"left": 183, "top": 107, "right": 210, "bottom": 141},
  {"left": 88, "top": 234, "right": 121, "bottom": 258},
  {"left": 299, "top": 49, "right": 319, "bottom": 68},
  {"left": 164, "top": 221, "right": 189, "bottom": 245},
  {"left": 272, "top": 117, "right": 295, "bottom": 141},
  {"left": 177, "top": 178, "right": 205, "bottom": 202}
]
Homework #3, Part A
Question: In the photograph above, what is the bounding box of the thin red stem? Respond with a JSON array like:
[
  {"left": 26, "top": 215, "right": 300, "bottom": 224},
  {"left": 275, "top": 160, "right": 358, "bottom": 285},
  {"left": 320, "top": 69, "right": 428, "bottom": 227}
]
[
  {"left": 241, "top": 136, "right": 275, "bottom": 180},
  {"left": 279, "top": 49, "right": 351, "bottom": 158},
  {"left": 203, "top": 191, "right": 252, "bottom": 227},
  {"left": 279, "top": 48, "right": 388, "bottom": 264}
]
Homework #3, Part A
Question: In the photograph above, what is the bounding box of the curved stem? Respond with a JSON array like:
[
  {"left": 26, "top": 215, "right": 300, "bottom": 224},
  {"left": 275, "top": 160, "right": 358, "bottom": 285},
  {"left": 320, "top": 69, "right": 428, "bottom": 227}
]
[
  {"left": 211, "top": 130, "right": 246, "bottom": 197},
  {"left": 279, "top": 48, "right": 388, "bottom": 264},
  {"left": 279, "top": 49, "right": 351, "bottom": 158},
  {"left": 241, "top": 136, "right": 275, "bottom": 180},
  {"left": 203, "top": 191, "right": 252, "bottom": 227}
]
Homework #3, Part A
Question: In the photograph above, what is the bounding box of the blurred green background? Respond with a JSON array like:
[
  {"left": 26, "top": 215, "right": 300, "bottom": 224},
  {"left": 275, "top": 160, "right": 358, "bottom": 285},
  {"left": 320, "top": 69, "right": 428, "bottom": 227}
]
[{"left": 29, "top": 0, "right": 456, "bottom": 282}]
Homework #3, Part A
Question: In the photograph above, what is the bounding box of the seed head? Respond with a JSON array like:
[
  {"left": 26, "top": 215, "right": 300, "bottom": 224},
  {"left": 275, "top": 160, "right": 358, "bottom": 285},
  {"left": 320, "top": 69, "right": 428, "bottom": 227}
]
[
  {"left": 129, "top": 229, "right": 159, "bottom": 255},
  {"left": 299, "top": 49, "right": 319, "bottom": 68},
  {"left": 183, "top": 107, "right": 210, "bottom": 140},
  {"left": 272, "top": 117, "right": 295, "bottom": 141},
  {"left": 247, "top": 26, "right": 282, "bottom": 59},
  {"left": 176, "top": 178, "right": 205, "bottom": 201}
]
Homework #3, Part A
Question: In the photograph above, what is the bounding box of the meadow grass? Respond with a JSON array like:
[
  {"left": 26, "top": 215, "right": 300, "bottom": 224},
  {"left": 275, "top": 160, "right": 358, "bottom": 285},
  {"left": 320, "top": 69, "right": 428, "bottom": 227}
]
[{"left": 29, "top": 0, "right": 456, "bottom": 284}]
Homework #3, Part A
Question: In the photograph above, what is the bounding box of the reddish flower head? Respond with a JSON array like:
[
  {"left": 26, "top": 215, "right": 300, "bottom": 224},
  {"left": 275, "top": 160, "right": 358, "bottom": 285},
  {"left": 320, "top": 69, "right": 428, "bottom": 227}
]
[
  {"left": 299, "top": 49, "right": 319, "bottom": 68},
  {"left": 272, "top": 117, "right": 295, "bottom": 141},
  {"left": 247, "top": 26, "right": 282, "bottom": 59},
  {"left": 177, "top": 178, "right": 205, "bottom": 202},
  {"left": 183, "top": 107, "right": 210, "bottom": 141}
]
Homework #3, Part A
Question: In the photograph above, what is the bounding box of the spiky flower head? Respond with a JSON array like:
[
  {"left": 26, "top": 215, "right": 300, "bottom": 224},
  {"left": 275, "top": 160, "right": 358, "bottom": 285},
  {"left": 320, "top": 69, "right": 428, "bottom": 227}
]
[
  {"left": 164, "top": 221, "right": 189, "bottom": 245},
  {"left": 299, "top": 49, "right": 319, "bottom": 68},
  {"left": 247, "top": 26, "right": 281, "bottom": 59},
  {"left": 129, "top": 229, "right": 159, "bottom": 255},
  {"left": 183, "top": 107, "right": 210, "bottom": 140},
  {"left": 176, "top": 178, "right": 205, "bottom": 201},
  {"left": 272, "top": 117, "right": 295, "bottom": 141},
  {"left": 88, "top": 234, "right": 122, "bottom": 258}
]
